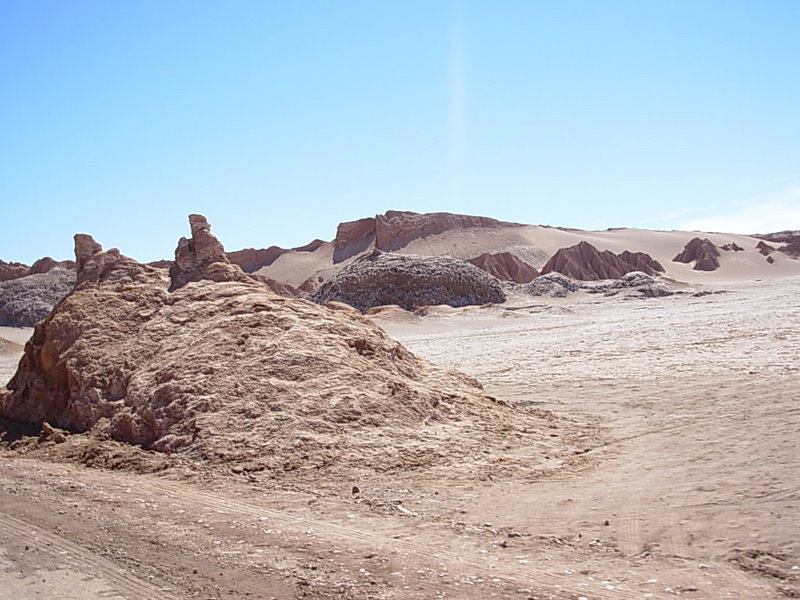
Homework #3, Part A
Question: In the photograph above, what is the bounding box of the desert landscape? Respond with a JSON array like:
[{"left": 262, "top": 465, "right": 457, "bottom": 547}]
[{"left": 1, "top": 211, "right": 799, "bottom": 600}]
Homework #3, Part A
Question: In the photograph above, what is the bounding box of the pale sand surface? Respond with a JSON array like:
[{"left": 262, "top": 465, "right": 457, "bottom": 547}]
[
  {"left": 1, "top": 280, "right": 798, "bottom": 598},
  {"left": 0, "top": 327, "right": 31, "bottom": 386},
  {"left": 375, "top": 276, "right": 800, "bottom": 596}
]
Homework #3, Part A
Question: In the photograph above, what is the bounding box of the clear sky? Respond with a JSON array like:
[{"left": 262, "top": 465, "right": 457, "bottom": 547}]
[{"left": 1, "top": 1, "right": 798, "bottom": 264}]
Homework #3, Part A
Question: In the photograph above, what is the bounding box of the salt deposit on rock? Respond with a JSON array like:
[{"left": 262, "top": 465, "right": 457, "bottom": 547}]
[
  {"left": 312, "top": 251, "right": 506, "bottom": 312},
  {"left": 0, "top": 269, "right": 76, "bottom": 327},
  {"left": 1, "top": 215, "right": 546, "bottom": 478}
]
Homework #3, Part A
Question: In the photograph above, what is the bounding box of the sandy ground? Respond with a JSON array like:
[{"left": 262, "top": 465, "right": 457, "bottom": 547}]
[{"left": 1, "top": 278, "right": 799, "bottom": 599}]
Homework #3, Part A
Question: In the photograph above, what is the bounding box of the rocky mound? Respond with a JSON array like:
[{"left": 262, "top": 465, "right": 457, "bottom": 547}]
[
  {"left": 0, "top": 269, "right": 76, "bottom": 327},
  {"left": 673, "top": 238, "right": 720, "bottom": 271},
  {"left": 756, "top": 241, "right": 776, "bottom": 256},
  {"left": 467, "top": 252, "right": 538, "bottom": 283},
  {"left": 778, "top": 239, "right": 800, "bottom": 258},
  {"left": 521, "top": 273, "right": 583, "bottom": 297},
  {"left": 333, "top": 210, "right": 523, "bottom": 262},
  {"left": 0, "top": 257, "right": 75, "bottom": 282},
  {"left": 312, "top": 252, "right": 506, "bottom": 312},
  {"left": 1, "top": 216, "right": 549, "bottom": 479},
  {"left": 540, "top": 241, "right": 664, "bottom": 280},
  {"left": 522, "top": 271, "right": 672, "bottom": 299},
  {"left": 0, "top": 260, "right": 32, "bottom": 282}
]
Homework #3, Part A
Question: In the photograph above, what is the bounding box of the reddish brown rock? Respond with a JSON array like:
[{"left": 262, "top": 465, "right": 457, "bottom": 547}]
[
  {"left": 333, "top": 211, "right": 524, "bottom": 263},
  {"left": 672, "top": 238, "right": 720, "bottom": 271},
  {"left": 0, "top": 260, "right": 31, "bottom": 282},
  {"left": 618, "top": 251, "right": 665, "bottom": 274},
  {"left": 374, "top": 211, "right": 521, "bottom": 252},
  {"left": 467, "top": 252, "right": 539, "bottom": 283},
  {"left": 74, "top": 234, "right": 104, "bottom": 273},
  {"left": 249, "top": 273, "right": 301, "bottom": 297},
  {"left": 333, "top": 217, "right": 377, "bottom": 263},
  {"left": 226, "top": 246, "right": 286, "bottom": 273},
  {"left": 756, "top": 241, "right": 776, "bottom": 256},
  {"left": 778, "top": 239, "right": 800, "bottom": 258},
  {"left": 28, "top": 257, "right": 75, "bottom": 275},
  {"left": 540, "top": 242, "right": 663, "bottom": 281},
  {"left": 168, "top": 214, "right": 252, "bottom": 291},
  {"left": 720, "top": 243, "right": 744, "bottom": 252}
]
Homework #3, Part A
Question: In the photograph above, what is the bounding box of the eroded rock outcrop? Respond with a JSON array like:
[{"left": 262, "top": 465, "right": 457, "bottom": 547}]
[
  {"left": 1, "top": 215, "right": 550, "bottom": 478},
  {"left": 312, "top": 252, "right": 506, "bottom": 312},
  {"left": 540, "top": 241, "right": 663, "bottom": 281},
  {"left": 0, "top": 260, "right": 29, "bottom": 282},
  {"left": 333, "top": 211, "right": 523, "bottom": 263},
  {"left": 168, "top": 214, "right": 252, "bottom": 291},
  {"left": 756, "top": 241, "right": 776, "bottom": 256},
  {"left": 673, "top": 238, "right": 720, "bottom": 271},
  {"left": 467, "top": 252, "right": 538, "bottom": 283},
  {"left": 0, "top": 257, "right": 75, "bottom": 282}
]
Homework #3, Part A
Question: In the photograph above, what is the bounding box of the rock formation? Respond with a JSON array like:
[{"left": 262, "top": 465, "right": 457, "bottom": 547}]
[
  {"left": 756, "top": 241, "right": 776, "bottom": 256},
  {"left": 0, "top": 269, "right": 76, "bottom": 326},
  {"left": 168, "top": 214, "right": 252, "bottom": 291},
  {"left": 0, "top": 260, "right": 29, "bottom": 282},
  {"left": 521, "top": 271, "right": 672, "bottom": 299},
  {"left": 467, "top": 252, "right": 538, "bottom": 283},
  {"left": 672, "top": 238, "right": 720, "bottom": 271},
  {"left": 333, "top": 211, "right": 523, "bottom": 263},
  {"left": 0, "top": 257, "right": 75, "bottom": 282},
  {"left": 539, "top": 241, "right": 664, "bottom": 280},
  {"left": 522, "top": 273, "right": 583, "bottom": 297},
  {"left": 312, "top": 252, "right": 506, "bottom": 312},
  {"left": 1, "top": 215, "right": 546, "bottom": 478},
  {"left": 720, "top": 242, "right": 744, "bottom": 252},
  {"left": 226, "top": 239, "right": 326, "bottom": 273},
  {"left": 778, "top": 239, "right": 800, "bottom": 258}
]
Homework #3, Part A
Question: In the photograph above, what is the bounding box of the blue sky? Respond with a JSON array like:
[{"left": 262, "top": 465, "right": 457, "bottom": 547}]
[{"left": 1, "top": 1, "right": 798, "bottom": 263}]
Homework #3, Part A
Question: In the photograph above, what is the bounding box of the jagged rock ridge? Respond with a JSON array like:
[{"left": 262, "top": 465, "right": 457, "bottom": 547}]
[
  {"left": 673, "top": 238, "right": 720, "bottom": 271},
  {"left": 467, "top": 252, "right": 538, "bottom": 283},
  {"left": 333, "top": 210, "right": 524, "bottom": 262},
  {"left": 312, "top": 252, "right": 506, "bottom": 313},
  {"left": 540, "top": 241, "right": 664, "bottom": 281}
]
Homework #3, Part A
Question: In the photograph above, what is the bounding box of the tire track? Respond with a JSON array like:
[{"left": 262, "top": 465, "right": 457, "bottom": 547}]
[
  {"left": 0, "top": 513, "right": 177, "bottom": 600},
  {"left": 137, "top": 478, "right": 644, "bottom": 599}
]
